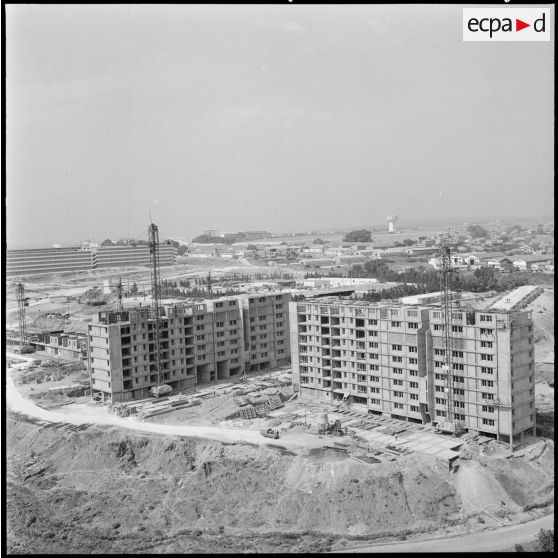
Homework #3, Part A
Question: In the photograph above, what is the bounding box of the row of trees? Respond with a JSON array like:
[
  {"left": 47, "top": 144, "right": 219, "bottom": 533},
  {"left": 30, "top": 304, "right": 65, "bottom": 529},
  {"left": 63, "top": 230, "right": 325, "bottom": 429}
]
[
  {"left": 343, "top": 229, "right": 372, "bottom": 243},
  {"left": 191, "top": 232, "right": 250, "bottom": 244},
  {"left": 347, "top": 259, "right": 543, "bottom": 299}
]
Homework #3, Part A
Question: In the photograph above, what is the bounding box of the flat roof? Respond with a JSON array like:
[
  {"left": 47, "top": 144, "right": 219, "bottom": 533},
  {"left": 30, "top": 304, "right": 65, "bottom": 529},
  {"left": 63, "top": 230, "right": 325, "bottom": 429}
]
[{"left": 490, "top": 285, "right": 539, "bottom": 311}]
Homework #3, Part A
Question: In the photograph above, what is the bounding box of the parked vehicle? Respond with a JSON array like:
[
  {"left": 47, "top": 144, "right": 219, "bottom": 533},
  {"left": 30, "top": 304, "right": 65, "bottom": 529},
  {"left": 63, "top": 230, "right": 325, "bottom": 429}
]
[
  {"left": 149, "top": 384, "right": 172, "bottom": 398},
  {"left": 260, "top": 428, "right": 280, "bottom": 439}
]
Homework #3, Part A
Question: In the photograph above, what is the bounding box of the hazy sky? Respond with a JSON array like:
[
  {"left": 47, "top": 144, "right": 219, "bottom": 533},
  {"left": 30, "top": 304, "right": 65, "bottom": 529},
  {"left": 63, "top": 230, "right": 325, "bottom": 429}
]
[{"left": 6, "top": 4, "right": 554, "bottom": 248}]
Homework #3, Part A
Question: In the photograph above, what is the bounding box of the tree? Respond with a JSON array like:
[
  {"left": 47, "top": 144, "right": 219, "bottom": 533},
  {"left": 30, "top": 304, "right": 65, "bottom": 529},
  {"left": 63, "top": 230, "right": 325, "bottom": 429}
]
[
  {"left": 130, "top": 282, "right": 138, "bottom": 294},
  {"left": 313, "top": 238, "right": 326, "bottom": 245},
  {"left": 534, "top": 529, "right": 554, "bottom": 552},
  {"left": 467, "top": 224, "right": 489, "bottom": 239},
  {"left": 343, "top": 229, "right": 372, "bottom": 243},
  {"left": 101, "top": 239, "right": 115, "bottom": 247}
]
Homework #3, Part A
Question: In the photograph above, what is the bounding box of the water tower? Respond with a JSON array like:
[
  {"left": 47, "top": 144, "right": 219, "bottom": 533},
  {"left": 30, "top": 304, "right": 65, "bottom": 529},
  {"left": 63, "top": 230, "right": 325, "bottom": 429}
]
[{"left": 387, "top": 215, "right": 399, "bottom": 233}]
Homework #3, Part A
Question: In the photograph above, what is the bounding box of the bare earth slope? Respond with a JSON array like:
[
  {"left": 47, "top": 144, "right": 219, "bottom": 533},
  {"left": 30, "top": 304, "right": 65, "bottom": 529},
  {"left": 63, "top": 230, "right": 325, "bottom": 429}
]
[{"left": 6, "top": 414, "right": 554, "bottom": 554}]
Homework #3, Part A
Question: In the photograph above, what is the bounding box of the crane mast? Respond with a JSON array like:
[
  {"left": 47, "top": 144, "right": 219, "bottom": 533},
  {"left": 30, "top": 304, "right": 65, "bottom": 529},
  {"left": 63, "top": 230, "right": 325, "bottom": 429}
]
[
  {"left": 148, "top": 223, "right": 162, "bottom": 387},
  {"left": 438, "top": 247, "right": 455, "bottom": 430},
  {"left": 116, "top": 277, "right": 124, "bottom": 313},
  {"left": 16, "top": 282, "right": 28, "bottom": 346}
]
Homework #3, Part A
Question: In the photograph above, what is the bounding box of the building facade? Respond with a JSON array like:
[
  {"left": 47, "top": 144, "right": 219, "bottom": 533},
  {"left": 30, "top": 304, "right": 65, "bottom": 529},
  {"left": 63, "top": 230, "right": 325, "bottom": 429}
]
[
  {"left": 289, "top": 299, "right": 535, "bottom": 447},
  {"left": 240, "top": 293, "right": 291, "bottom": 372},
  {"left": 6, "top": 247, "right": 96, "bottom": 277},
  {"left": 89, "top": 299, "right": 245, "bottom": 402},
  {"left": 95, "top": 244, "right": 176, "bottom": 269},
  {"left": 7, "top": 244, "right": 176, "bottom": 277}
]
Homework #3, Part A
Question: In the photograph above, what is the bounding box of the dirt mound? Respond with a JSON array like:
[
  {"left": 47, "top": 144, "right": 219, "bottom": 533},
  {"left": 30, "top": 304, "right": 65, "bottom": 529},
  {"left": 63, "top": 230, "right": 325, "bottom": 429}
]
[
  {"left": 526, "top": 289, "right": 554, "bottom": 365},
  {"left": 6, "top": 417, "right": 460, "bottom": 553},
  {"left": 455, "top": 440, "right": 554, "bottom": 517},
  {"left": 7, "top": 416, "right": 554, "bottom": 554}
]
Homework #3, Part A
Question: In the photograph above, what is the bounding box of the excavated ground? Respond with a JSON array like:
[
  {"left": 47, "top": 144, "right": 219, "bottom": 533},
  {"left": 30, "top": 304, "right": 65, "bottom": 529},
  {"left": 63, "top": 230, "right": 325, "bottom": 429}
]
[{"left": 6, "top": 413, "right": 554, "bottom": 554}]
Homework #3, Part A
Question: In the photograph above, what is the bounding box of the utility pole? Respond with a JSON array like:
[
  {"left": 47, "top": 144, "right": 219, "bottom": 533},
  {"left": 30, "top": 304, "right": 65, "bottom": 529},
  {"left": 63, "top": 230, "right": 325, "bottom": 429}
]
[
  {"left": 438, "top": 246, "right": 455, "bottom": 430},
  {"left": 16, "top": 282, "right": 28, "bottom": 346},
  {"left": 207, "top": 270, "right": 212, "bottom": 297},
  {"left": 148, "top": 222, "right": 162, "bottom": 387}
]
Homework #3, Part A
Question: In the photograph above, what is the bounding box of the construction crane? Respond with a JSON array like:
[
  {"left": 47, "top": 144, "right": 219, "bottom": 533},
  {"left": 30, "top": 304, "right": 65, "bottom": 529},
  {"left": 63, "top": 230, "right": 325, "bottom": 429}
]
[
  {"left": 15, "top": 282, "right": 29, "bottom": 345},
  {"left": 437, "top": 246, "right": 458, "bottom": 434},
  {"left": 148, "top": 222, "right": 162, "bottom": 389},
  {"left": 206, "top": 270, "right": 212, "bottom": 297},
  {"left": 114, "top": 277, "right": 139, "bottom": 312}
]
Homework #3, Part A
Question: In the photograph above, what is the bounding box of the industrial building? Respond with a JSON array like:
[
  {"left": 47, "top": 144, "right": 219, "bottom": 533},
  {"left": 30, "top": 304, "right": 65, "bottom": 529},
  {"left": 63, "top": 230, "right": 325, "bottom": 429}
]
[
  {"left": 289, "top": 298, "right": 536, "bottom": 447},
  {"left": 89, "top": 293, "right": 290, "bottom": 402}
]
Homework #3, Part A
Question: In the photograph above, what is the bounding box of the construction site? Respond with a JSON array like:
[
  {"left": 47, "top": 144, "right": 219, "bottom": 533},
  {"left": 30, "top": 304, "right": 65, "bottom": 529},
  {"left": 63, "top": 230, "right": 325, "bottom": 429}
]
[{"left": 5, "top": 223, "right": 555, "bottom": 553}]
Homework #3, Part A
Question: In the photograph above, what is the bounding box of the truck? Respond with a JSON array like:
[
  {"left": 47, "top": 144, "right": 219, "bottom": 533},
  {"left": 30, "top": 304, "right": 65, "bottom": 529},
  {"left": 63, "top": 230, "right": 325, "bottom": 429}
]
[
  {"left": 260, "top": 428, "right": 280, "bottom": 439},
  {"left": 149, "top": 384, "right": 172, "bottom": 398}
]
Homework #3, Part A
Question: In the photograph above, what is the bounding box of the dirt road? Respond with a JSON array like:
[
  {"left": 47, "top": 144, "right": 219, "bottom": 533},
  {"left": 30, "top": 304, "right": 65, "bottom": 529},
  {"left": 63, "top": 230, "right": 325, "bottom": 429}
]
[
  {"left": 335, "top": 514, "right": 554, "bottom": 553},
  {"left": 6, "top": 367, "right": 321, "bottom": 452}
]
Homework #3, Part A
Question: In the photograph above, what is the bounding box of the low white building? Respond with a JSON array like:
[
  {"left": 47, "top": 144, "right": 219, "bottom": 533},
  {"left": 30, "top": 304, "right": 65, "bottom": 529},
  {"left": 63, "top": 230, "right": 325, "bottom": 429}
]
[
  {"left": 401, "top": 291, "right": 458, "bottom": 305},
  {"left": 303, "top": 277, "right": 378, "bottom": 288},
  {"left": 513, "top": 255, "right": 554, "bottom": 271}
]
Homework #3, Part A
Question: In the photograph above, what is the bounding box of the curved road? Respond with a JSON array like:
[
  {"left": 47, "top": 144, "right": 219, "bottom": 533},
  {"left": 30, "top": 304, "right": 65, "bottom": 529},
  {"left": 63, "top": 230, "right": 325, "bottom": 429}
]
[
  {"left": 6, "top": 360, "right": 554, "bottom": 552},
  {"left": 335, "top": 514, "right": 554, "bottom": 553},
  {"left": 5, "top": 365, "right": 320, "bottom": 452}
]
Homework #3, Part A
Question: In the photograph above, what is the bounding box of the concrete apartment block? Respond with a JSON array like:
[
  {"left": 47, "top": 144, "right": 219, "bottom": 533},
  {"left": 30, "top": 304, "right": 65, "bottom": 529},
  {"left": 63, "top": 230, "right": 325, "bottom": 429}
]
[
  {"left": 6, "top": 247, "right": 96, "bottom": 276},
  {"left": 89, "top": 299, "right": 244, "bottom": 402},
  {"left": 240, "top": 292, "right": 291, "bottom": 372},
  {"left": 289, "top": 298, "right": 536, "bottom": 447}
]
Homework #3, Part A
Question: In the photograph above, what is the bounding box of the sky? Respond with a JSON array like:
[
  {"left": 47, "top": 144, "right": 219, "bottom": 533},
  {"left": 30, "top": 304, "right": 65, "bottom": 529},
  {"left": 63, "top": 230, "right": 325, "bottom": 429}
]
[{"left": 6, "top": 4, "right": 554, "bottom": 248}]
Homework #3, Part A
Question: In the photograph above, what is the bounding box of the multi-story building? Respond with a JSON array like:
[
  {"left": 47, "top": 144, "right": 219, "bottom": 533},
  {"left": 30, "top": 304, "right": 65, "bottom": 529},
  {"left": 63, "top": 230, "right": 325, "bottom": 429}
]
[
  {"left": 6, "top": 243, "right": 176, "bottom": 277},
  {"left": 289, "top": 298, "right": 536, "bottom": 448},
  {"left": 88, "top": 299, "right": 244, "bottom": 402},
  {"left": 6, "top": 247, "right": 96, "bottom": 277},
  {"left": 240, "top": 293, "right": 291, "bottom": 372},
  {"left": 95, "top": 244, "right": 176, "bottom": 269},
  {"left": 34, "top": 331, "right": 88, "bottom": 360}
]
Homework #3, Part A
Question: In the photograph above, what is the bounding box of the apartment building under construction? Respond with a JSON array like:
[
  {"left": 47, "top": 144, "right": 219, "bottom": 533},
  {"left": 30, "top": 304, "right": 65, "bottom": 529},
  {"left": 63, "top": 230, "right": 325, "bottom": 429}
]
[
  {"left": 240, "top": 292, "right": 291, "bottom": 372},
  {"left": 89, "top": 293, "right": 290, "bottom": 402},
  {"left": 289, "top": 298, "right": 536, "bottom": 447}
]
